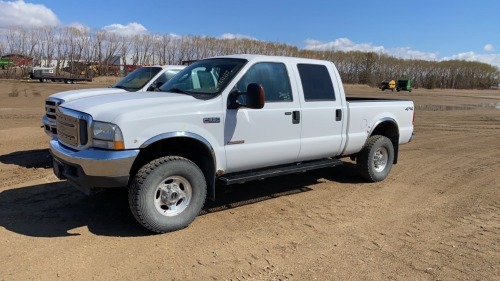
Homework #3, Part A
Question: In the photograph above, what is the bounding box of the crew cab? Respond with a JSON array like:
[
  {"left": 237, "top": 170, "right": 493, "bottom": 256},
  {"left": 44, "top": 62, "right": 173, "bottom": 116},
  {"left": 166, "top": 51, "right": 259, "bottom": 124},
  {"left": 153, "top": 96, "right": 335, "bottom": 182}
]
[
  {"left": 49, "top": 55, "right": 414, "bottom": 233},
  {"left": 42, "top": 65, "right": 185, "bottom": 137}
]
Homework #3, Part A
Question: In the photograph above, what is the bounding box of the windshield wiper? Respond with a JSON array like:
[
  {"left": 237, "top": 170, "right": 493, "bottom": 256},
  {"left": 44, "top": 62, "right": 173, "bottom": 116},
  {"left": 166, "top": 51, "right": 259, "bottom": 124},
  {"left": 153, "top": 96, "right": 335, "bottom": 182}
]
[{"left": 113, "top": 85, "right": 127, "bottom": 89}]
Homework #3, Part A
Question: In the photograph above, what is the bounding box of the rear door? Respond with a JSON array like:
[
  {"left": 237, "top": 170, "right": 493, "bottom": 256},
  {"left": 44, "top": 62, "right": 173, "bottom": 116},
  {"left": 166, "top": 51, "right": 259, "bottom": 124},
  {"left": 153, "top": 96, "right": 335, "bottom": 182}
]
[{"left": 294, "top": 63, "right": 345, "bottom": 160}]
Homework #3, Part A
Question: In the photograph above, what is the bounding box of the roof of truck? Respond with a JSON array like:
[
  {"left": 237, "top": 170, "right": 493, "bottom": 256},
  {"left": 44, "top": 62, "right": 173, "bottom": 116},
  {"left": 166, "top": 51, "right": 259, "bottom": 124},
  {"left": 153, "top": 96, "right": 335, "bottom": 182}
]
[
  {"left": 152, "top": 65, "right": 186, "bottom": 70},
  {"left": 207, "top": 54, "right": 332, "bottom": 65}
]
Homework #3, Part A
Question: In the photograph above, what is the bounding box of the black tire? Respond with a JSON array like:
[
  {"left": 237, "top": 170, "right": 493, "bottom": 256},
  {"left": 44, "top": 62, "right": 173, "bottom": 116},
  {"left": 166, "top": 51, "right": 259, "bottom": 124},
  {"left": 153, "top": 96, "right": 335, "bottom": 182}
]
[
  {"left": 356, "top": 135, "right": 394, "bottom": 182},
  {"left": 128, "top": 156, "right": 207, "bottom": 233}
]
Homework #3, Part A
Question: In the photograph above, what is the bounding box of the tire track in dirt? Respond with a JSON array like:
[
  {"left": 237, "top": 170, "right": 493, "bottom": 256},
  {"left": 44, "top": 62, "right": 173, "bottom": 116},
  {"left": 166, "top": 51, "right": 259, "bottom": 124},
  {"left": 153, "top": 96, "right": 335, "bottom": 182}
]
[
  {"left": 397, "top": 201, "right": 500, "bottom": 280},
  {"left": 0, "top": 114, "right": 40, "bottom": 120},
  {"left": 227, "top": 264, "right": 293, "bottom": 281}
]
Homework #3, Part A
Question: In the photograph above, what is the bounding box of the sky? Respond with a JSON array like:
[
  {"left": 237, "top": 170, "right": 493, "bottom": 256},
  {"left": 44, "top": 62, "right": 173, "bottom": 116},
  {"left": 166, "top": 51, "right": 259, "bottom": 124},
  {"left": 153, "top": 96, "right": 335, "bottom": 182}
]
[{"left": 1, "top": 0, "right": 499, "bottom": 68}]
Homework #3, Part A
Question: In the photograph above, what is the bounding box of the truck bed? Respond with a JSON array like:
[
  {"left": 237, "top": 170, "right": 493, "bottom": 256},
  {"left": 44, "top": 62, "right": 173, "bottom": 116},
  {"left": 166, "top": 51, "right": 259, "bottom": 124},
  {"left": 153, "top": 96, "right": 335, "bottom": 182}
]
[
  {"left": 342, "top": 97, "right": 414, "bottom": 156},
  {"left": 346, "top": 97, "right": 411, "bottom": 102}
]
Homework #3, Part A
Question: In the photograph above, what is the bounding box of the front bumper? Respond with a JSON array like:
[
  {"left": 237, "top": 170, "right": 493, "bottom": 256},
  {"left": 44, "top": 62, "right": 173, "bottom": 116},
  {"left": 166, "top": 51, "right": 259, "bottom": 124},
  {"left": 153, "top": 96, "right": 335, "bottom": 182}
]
[
  {"left": 42, "top": 115, "right": 57, "bottom": 137},
  {"left": 49, "top": 139, "right": 139, "bottom": 190}
]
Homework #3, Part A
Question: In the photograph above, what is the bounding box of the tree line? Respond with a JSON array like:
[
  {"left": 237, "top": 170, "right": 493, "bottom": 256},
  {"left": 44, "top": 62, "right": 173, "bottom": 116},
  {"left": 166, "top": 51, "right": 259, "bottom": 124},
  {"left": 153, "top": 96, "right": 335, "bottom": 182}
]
[{"left": 0, "top": 26, "right": 498, "bottom": 89}]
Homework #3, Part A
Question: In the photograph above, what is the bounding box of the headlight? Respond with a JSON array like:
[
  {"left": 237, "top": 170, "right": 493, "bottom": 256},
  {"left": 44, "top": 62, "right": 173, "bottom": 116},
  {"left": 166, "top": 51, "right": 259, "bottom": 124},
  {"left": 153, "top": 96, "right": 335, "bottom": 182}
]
[{"left": 92, "top": 121, "right": 125, "bottom": 150}]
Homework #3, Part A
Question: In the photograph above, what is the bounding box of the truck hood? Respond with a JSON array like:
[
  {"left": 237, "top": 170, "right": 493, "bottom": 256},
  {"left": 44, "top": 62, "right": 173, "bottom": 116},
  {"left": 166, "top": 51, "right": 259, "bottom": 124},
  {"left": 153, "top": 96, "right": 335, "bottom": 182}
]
[
  {"left": 50, "top": 88, "right": 127, "bottom": 102},
  {"left": 60, "top": 92, "right": 203, "bottom": 123}
]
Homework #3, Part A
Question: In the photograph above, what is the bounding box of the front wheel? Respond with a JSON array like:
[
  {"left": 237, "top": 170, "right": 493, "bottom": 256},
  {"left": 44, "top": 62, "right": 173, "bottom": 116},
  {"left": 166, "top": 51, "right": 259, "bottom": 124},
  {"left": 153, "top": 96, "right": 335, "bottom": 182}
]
[
  {"left": 128, "top": 156, "right": 207, "bottom": 233},
  {"left": 356, "top": 135, "right": 394, "bottom": 182}
]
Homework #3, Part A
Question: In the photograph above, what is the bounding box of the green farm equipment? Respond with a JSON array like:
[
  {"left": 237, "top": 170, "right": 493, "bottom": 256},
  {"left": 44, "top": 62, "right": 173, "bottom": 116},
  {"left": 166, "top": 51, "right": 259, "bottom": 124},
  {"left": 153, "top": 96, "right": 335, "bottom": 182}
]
[
  {"left": 396, "top": 79, "right": 412, "bottom": 92},
  {"left": 0, "top": 58, "right": 13, "bottom": 69}
]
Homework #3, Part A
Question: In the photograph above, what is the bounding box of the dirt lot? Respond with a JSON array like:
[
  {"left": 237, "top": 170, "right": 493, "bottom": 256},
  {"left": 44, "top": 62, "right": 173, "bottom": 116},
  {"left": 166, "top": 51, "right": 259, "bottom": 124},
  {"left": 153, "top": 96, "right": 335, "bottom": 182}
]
[{"left": 0, "top": 79, "right": 499, "bottom": 280}]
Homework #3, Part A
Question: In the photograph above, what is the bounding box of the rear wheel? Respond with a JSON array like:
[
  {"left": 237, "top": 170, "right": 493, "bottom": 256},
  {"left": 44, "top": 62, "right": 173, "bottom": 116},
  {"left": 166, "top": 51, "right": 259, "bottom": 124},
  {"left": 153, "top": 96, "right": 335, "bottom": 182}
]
[
  {"left": 128, "top": 156, "right": 207, "bottom": 233},
  {"left": 356, "top": 135, "right": 394, "bottom": 182}
]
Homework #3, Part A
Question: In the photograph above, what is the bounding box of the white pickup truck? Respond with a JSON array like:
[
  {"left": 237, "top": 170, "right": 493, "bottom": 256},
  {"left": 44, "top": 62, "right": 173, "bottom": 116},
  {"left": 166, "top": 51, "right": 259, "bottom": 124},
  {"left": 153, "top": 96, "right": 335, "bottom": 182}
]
[
  {"left": 49, "top": 55, "right": 414, "bottom": 233},
  {"left": 42, "top": 65, "right": 185, "bottom": 137}
]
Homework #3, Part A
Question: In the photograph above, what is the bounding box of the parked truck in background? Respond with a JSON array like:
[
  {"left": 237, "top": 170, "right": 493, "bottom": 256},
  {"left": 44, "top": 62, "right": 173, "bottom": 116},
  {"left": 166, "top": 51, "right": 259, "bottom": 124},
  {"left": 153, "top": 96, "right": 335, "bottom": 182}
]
[
  {"left": 42, "top": 65, "right": 185, "bottom": 137},
  {"left": 49, "top": 55, "right": 414, "bottom": 233}
]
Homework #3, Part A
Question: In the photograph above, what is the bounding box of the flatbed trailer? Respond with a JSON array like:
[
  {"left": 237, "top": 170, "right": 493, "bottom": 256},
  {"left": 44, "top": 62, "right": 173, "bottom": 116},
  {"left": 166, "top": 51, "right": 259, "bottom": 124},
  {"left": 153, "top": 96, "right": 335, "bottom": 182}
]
[
  {"left": 29, "top": 67, "right": 92, "bottom": 83},
  {"left": 36, "top": 76, "right": 92, "bottom": 84}
]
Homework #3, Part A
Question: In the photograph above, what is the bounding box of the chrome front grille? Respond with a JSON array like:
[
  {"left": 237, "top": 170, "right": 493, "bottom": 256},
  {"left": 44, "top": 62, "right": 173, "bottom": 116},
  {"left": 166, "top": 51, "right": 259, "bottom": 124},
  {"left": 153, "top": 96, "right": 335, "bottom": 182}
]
[
  {"left": 45, "top": 97, "right": 63, "bottom": 122},
  {"left": 55, "top": 107, "right": 92, "bottom": 150}
]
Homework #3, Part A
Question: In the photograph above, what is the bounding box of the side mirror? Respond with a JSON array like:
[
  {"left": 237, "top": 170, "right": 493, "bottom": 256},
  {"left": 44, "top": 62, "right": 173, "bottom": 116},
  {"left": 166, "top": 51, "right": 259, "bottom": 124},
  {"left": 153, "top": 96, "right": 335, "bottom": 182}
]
[{"left": 245, "top": 83, "right": 265, "bottom": 109}]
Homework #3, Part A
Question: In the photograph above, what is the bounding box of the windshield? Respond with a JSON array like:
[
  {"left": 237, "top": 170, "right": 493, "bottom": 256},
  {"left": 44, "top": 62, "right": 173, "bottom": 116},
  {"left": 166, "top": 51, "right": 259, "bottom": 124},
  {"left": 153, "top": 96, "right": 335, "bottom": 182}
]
[
  {"left": 159, "top": 58, "right": 247, "bottom": 100},
  {"left": 113, "top": 67, "right": 163, "bottom": 91}
]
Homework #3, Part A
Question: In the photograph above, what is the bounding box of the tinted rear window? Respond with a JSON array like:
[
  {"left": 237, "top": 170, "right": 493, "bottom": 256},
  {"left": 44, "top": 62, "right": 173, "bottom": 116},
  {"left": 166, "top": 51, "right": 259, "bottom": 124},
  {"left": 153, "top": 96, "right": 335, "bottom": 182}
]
[{"left": 297, "top": 64, "right": 335, "bottom": 101}]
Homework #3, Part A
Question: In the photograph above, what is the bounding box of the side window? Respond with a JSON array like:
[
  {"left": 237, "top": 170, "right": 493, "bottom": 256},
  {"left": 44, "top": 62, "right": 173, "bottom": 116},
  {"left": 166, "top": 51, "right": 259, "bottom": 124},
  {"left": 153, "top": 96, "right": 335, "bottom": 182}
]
[
  {"left": 297, "top": 64, "right": 335, "bottom": 101},
  {"left": 235, "top": 62, "right": 292, "bottom": 102}
]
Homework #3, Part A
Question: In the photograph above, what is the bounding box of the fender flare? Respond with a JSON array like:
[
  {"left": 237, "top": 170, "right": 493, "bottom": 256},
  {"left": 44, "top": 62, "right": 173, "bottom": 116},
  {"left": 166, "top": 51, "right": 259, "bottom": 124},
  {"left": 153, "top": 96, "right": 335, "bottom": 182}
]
[
  {"left": 140, "top": 131, "right": 217, "bottom": 200},
  {"left": 368, "top": 117, "right": 400, "bottom": 164}
]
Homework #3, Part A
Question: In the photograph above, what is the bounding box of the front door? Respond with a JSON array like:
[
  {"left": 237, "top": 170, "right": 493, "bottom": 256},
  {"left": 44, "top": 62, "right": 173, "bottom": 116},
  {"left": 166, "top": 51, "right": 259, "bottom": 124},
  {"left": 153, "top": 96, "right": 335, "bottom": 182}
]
[{"left": 224, "top": 62, "right": 301, "bottom": 173}]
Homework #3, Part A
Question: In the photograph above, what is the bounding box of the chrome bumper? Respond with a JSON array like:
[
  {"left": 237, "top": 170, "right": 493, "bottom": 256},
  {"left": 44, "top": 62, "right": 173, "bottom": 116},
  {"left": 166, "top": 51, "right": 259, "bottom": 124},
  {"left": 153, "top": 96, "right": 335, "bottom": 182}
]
[
  {"left": 49, "top": 139, "right": 139, "bottom": 190},
  {"left": 42, "top": 115, "right": 56, "bottom": 137}
]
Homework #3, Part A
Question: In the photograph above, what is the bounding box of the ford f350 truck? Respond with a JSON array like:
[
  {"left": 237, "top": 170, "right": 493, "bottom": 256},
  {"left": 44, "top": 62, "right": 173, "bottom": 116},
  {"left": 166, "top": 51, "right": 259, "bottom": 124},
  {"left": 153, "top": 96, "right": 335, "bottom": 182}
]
[
  {"left": 49, "top": 55, "right": 414, "bottom": 233},
  {"left": 42, "top": 65, "right": 185, "bottom": 137}
]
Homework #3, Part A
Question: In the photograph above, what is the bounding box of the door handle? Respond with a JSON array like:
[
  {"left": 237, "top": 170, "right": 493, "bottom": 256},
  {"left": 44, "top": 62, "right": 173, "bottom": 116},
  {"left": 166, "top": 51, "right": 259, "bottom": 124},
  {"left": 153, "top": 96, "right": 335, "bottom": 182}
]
[
  {"left": 292, "top": 111, "right": 300, "bottom": 124},
  {"left": 336, "top": 109, "right": 342, "bottom": 121}
]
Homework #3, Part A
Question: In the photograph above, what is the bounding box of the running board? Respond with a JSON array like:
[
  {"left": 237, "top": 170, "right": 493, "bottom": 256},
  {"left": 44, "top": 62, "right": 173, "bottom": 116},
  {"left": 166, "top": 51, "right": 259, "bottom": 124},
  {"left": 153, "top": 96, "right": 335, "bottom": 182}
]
[{"left": 218, "top": 158, "right": 343, "bottom": 185}]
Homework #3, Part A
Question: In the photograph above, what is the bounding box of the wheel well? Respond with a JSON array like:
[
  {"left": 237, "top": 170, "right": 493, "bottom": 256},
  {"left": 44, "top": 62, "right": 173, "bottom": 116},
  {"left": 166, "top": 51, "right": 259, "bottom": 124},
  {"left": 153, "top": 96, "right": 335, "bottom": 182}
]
[
  {"left": 370, "top": 121, "right": 400, "bottom": 164},
  {"left": 130, "top": 137, "right": 216, "bottom": 199}
]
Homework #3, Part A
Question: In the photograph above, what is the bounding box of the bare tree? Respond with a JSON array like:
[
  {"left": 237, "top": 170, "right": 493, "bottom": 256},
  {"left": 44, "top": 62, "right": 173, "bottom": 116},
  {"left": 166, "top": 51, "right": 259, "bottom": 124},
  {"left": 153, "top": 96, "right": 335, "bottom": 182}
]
[{"left": 1, "top": 26, "right": 498, "bottom": 88}]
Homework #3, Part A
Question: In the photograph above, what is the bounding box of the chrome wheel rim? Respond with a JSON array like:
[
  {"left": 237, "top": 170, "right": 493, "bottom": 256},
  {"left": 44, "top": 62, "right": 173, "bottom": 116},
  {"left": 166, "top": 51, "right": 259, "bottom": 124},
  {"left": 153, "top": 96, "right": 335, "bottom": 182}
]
[
  {"left": 154, "top": 176, "right": 192, "bottom": 216},
  {"left": 373, "top": 147, "right": 388, "bottom": 173}
]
